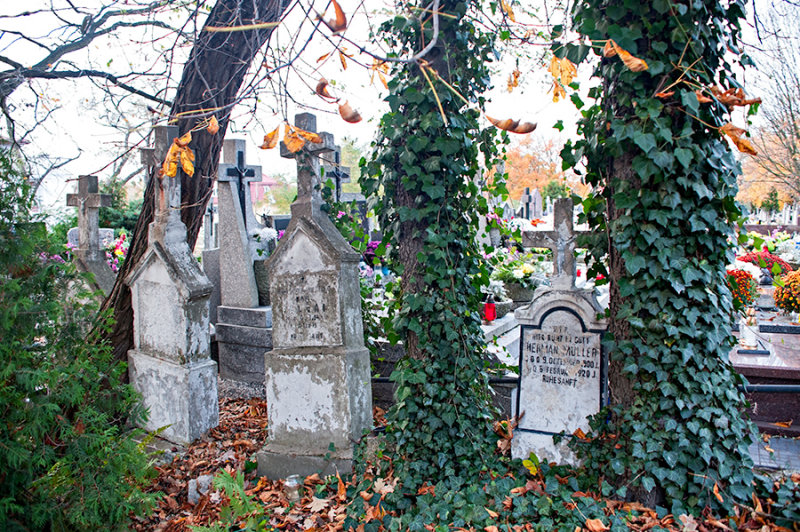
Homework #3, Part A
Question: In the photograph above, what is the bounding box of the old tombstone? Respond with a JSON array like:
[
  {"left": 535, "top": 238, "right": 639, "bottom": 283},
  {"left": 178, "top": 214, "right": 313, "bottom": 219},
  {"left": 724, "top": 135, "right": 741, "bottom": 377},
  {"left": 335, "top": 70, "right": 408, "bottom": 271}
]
[
  {"left": 530, "top": 188, "right": 543, "bottom": 219},
  {"left": 125, "top": 125, "right": 218, "bottom": 445},
  {"left": 66, "top": 175, "right": 115, "bottom": 293},
  {"left": 518, "top": 187, "right": 535, "bottom": 219},
  {"left": 257, "top": 113, "right": 372, "bottom": 478},
  {"left": 213, "top": 139, "right": 274, "bottom": 383},
  {"left": 201, "top": 203, "right": 221, "bottom": 325},
  {"left": 512, "top": 198, "right": 607, "bottom": 464}
]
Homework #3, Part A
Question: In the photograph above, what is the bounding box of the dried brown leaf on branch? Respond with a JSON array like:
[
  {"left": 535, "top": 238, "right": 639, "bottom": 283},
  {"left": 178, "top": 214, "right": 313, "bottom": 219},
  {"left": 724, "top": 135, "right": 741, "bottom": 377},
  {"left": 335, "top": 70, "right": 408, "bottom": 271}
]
[
  {"left": 260, "top": 126, "right": 280, "bottom": 150},
  {"left": 315, "top": 78, "right": 337, "bottom": 101},
  {"left": 500, "top": 0, "right": 516, "bottom": 22},
  {"left": 720, "top": 122, "right": 758, "bottom": 155},
  {"left": 548, "top": 56, "right": 576, "bottom": 102},
  {"left": 318, "top": 0, "right": 347, "bottom": 33},
  {"left": 486, "top": 116, "right": 536, "bottom": 134},
  {"left": 339, "top": 100, "right": 362, "bottom": 123},
  {"left": 160, "top": 132, "right": 194, "bottom": 178},
  {"left": 609, "top": 40, "right": 648, "bottom": 72},
  {"left": 206, "top": 116, "right": 219, "bottom": 135},
  {"left": 507, "top": 68, "right": 521, "bottom": 93},
  {"left": 284, "top": 124, "right": 306, "bottom": 153}
]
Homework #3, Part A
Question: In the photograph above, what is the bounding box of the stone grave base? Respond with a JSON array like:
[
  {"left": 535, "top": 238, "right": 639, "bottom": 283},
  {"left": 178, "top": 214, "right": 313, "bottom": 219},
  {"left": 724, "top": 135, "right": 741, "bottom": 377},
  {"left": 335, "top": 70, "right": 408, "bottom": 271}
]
[
  {"left": 127, "top": 350, "right": 219, "bottom": 445},
  {"left": 216, "top": 305, "right": 272, "bottom": 383},
  {"left": 511, "top": 431, "right": 578, "bottom": 466},
  {"left": 256, "top": 445, "right": 354, "bottom": 479}
]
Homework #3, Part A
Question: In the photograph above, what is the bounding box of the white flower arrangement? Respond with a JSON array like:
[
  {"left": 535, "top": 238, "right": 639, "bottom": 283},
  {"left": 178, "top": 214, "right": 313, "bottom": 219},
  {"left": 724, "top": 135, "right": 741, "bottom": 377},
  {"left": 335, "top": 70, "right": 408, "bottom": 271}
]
[
  {"left": 250, "top": 227, "right": 278, "bottom": 258},
  {"left": 775, "top": 237, "right": 800, "bottom": 264}
]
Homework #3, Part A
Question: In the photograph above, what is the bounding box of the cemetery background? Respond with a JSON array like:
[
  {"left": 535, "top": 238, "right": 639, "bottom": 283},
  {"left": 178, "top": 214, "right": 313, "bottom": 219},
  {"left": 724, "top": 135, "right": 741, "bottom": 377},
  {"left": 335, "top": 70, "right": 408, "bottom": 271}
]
[{"left": 1, "top": 0, "right": 800, "bottom": 528}]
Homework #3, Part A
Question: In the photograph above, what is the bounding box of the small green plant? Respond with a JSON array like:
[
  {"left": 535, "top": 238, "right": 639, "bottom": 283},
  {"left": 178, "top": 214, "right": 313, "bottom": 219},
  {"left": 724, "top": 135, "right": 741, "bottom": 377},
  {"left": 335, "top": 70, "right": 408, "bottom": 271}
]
[
  {"left": 0, "top": 149, "right": 156, "bottom": 530},
  {"left": 191, "top": 470, "right": 268, "bottom": 532}
]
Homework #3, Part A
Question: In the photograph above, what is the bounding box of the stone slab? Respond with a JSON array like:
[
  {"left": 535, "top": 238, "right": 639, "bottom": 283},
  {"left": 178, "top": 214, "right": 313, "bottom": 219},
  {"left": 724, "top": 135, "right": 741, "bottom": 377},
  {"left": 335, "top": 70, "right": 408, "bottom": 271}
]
[
  {"left": 264, "top": 347, "right": 371, "bottom": 454},
  {"left": 215, "top": 322, "right": 273, "bottom": 347},
  {"left": 127, "top": 351, "right": 219, "bottom": 446},
  {"left": 256, "top": 449, "right": 353, "bottom": 480},
  {"left": 217, "top": 342, "right": 268, "bottom": 384},
  {"left": 218, "top": 305, "right": 272, "bottom": 328},
  {"left": 759, "top": 322, "right": 800, "bottom": 334}
]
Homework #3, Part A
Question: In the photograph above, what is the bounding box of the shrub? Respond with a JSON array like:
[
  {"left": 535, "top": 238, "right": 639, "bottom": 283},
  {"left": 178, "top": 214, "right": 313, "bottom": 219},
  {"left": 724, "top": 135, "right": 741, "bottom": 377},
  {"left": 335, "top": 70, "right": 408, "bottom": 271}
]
[
  {"left": 726, "top": 269, "right": 758, "bottom": 309},
  {"left": 737, "top": 250, "right": 793, "bottom": 276},
  {"left": 774, "top": 270, "right": 800, "bottom": 314},
  {"left": 0, "top": 150, "right": 156, "bottom": 530}
]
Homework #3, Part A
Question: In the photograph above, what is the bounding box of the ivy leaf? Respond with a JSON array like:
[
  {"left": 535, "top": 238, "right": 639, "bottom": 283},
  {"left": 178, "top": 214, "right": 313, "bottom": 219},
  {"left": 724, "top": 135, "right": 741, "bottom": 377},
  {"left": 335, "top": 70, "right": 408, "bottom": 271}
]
[{"left": 632, "top": 132, "right": 657, "bottom": 153}]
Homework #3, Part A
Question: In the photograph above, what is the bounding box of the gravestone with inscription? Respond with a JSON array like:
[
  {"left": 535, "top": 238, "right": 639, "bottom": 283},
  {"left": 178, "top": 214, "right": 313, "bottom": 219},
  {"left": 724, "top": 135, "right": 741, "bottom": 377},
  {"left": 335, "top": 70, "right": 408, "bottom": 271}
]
[
  {"left": 214, "top": 139, "right": 274, "bottom": 383},
  {"left": 125, "top": 125, "right": 218, "bottom": 445},
  {"left": 512, "top": 198, "right": 607, "bottom": 464},
  {"left": 66, "top": 175, "right": 115, "bottom": 294},
  {"left": 257, "top": 113, "right": 372, "bottom": 478}
]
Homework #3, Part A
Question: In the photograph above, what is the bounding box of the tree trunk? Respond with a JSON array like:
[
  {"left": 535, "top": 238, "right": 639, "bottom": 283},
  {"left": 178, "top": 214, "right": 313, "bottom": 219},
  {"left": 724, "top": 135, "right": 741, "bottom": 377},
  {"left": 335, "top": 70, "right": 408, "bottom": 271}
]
[{"left": 99, "top": 0, "right": 288, "bottom": 367}]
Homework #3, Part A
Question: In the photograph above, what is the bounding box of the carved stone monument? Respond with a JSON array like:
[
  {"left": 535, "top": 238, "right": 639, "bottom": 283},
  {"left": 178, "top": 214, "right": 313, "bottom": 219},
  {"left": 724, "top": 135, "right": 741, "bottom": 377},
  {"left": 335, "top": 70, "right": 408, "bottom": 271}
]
[
  {"left": 66, "top": 175, "right": 115, "bottom": 293},
  {"left": 512, "top": 198, "right": 607, "bottom": 464},
  {"left": 125, "top": 125, "right": 219, "bottom": 445},
  {"left": 215, "top": 139, "right": 274, "bottom": 383},
  {"left": 257, "top": 113, "right": 372, "bottom": 478}
]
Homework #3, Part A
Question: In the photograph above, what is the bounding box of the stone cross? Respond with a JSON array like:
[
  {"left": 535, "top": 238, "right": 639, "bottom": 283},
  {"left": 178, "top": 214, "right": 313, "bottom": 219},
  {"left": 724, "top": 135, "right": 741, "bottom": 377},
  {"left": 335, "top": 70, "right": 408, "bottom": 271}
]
[
  {"left": 218, "top": 140, "right": 262, "bottom": 227},
  {"left": 66, "top": 175, "right": 112, "bottom": 261},
  {"left": 322, "top": 145, "right": 351, "bottom": 203},
  {"left": 138, "top": 125, "right": 183, "bottom": 235},
  {"left": 522, "top": 198, "right": 588, "bottom": 290},
  {"left": 280, "top": 113, "right": 335, "bottom": 220}
]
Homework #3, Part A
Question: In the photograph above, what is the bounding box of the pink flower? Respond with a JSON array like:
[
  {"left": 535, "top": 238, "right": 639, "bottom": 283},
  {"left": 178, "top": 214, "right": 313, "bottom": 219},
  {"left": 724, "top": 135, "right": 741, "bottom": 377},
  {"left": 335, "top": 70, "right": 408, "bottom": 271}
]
[{"left": 337, "top": 211, "right": 346, "bottom": 219}]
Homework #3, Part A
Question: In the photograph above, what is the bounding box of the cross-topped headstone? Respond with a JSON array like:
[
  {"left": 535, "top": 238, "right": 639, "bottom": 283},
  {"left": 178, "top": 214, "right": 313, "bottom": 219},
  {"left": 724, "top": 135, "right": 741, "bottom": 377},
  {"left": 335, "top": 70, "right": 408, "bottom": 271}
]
[
  {"left": 218, "top": 140, "right": 262, "bottom": 228},
  {"left": 322, "top": 145, "right": 351, "bottom": 203},
  {"left": 522, "top": 198, "right": 588, "bottom": 290},
  {"left": 280, "top": 113, "right": 335, "bottom": 220},
  {"left": 66, "top": 175, "right": 112, "bottom": 261},
  {"left": 126, "top": 124, "right": 218, "bottom": 445}
]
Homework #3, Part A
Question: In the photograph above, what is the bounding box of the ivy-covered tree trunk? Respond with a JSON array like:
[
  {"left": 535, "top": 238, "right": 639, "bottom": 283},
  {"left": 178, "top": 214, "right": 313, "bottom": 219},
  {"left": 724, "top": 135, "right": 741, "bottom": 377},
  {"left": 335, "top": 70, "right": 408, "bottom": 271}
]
[
  {"left": 99, "top": 0, "right": 287, "bottom": 365},
  {"left": 362, "top": 0, "right": 500, "bottom": 488},
  {"left": 565, "top": 0, "right": 756, "bottom": 514}
]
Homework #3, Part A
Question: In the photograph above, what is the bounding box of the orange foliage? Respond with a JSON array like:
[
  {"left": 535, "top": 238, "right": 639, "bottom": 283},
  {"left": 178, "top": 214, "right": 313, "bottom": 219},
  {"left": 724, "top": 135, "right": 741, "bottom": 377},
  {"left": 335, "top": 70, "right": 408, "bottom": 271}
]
[{"left": 501, "top": 136, "right": 589, "bottom": 200}]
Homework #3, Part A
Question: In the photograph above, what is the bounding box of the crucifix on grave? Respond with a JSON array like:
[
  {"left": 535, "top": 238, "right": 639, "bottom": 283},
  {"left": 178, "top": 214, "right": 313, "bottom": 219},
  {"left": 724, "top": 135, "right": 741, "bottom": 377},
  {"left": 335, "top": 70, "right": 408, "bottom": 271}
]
[
  {"left": 215, "top": 139, "right": 264, "bottom": 309},
  {"left": 218, "top": 140, "right": 262, "bottom": 230},
  {"left": 280, "top": 113, "right": 336, "bottom": 220},
  {"left": 322, "top": 145, "right": 351, "bottom": 203},
  {"left": 521, "top": 197, "right": 588, "bottom": 290}
]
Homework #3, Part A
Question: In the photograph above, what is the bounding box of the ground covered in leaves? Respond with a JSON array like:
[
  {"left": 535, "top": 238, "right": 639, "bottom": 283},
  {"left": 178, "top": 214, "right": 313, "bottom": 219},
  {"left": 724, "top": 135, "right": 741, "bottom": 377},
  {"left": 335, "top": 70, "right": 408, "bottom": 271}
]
[{"left": 132, "top": 397, "right": 799, "bottom": 531}]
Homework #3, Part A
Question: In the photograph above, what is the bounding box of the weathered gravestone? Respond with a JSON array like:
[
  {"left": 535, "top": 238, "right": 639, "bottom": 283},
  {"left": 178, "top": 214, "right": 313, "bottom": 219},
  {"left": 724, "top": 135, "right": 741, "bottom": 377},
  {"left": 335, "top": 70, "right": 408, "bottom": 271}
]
[
  {"left": 512, "top": 198, "right": 607, "bottom": 464},
  {"left": 66, "top": 175, "right": 115, "bottom": 294},
  {"left": 125, "top": 125, "right": 219, "bottom": 445},
  {"left": 215, "top": 139, "right": 274, "bottom": 383},
  {"left": 257, "top": 113, "right": 372, "bottom": 478}
]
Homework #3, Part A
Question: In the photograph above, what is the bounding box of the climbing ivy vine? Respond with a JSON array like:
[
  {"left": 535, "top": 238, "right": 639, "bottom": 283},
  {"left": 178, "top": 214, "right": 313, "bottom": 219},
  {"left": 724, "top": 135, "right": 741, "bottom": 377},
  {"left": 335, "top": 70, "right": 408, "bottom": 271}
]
[
  {"left": 359, "top": 0, "right": 502, "bottom": 492},
  {"left": 562, "top": 0, "right": 757, "bottom": 515}
]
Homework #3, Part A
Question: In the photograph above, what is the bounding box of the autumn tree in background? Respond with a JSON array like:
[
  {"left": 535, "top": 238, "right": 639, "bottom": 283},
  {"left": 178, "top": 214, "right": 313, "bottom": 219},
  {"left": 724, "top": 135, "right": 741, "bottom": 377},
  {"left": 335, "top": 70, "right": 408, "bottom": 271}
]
[
  {"left": 504, "top": 135, "right": 587, "bottom": 200},
  {"left": 737, "top": 1, "right": 800, "bottom": 203}
]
